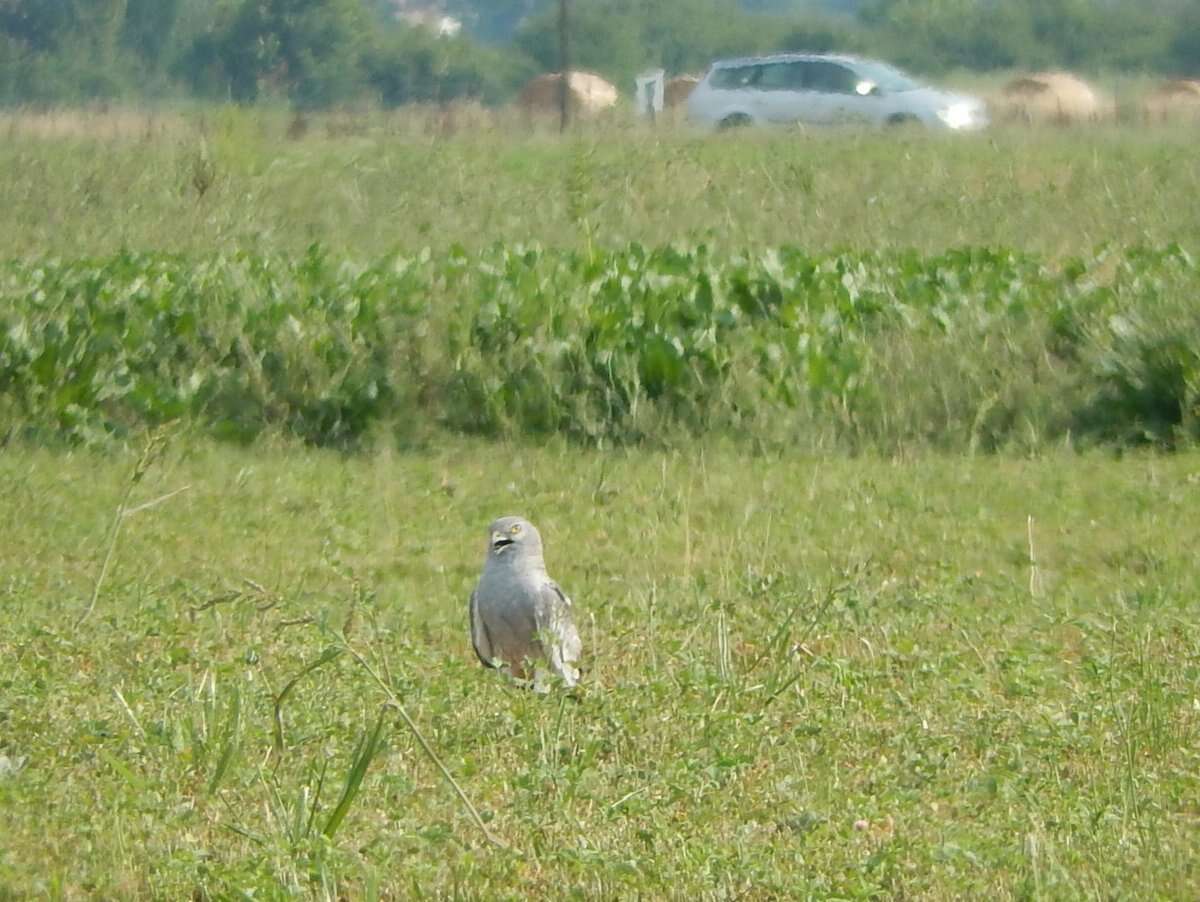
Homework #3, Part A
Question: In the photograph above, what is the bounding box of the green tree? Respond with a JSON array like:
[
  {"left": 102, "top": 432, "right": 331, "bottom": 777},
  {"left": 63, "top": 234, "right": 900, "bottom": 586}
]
[
  {"left": 0, "top": 0, "right": 76, "bottom": 52},
  {"left": 861, "top": 0, "right": 1184, "bottom": 73},
  {"left": 0, "top": 0, "right": 136, "bottom": 101},
  {"left": 446, "top": 0, "right": 546, "bottom": 43},
  {"left": 201, "top": 0, "right": 372, "bottom": 106},
  {"left": 514, "top": 0, "right": 804, "bottom": 86},
  {"left": 364, "top": 25, "right": 532, "bottom": 105},
  {"left": 120, "top": 0, "right": 183, "bottom": 69},
  {"left": 1170, "top": 3, "right": 1200, "bottom": 73},
  {"left": 515, "top": 0, "right": 644, "bottom": 85}
]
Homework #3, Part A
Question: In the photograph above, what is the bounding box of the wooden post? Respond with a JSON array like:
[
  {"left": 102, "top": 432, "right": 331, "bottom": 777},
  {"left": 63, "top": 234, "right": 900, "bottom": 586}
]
[{"left": 558, "top": 0, "right": 570, "bottom": 133}]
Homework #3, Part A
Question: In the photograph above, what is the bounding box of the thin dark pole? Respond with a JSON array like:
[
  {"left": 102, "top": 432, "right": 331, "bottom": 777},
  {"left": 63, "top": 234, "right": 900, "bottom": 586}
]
[{"left": 558, "top": 0, "right": 570, "bottom": 132}]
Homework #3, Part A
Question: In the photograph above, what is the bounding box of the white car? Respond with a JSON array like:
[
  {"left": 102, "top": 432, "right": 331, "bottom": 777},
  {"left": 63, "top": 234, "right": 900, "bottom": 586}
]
[{"left": 687, "top": 53, "right": 988, "bottom": 131}]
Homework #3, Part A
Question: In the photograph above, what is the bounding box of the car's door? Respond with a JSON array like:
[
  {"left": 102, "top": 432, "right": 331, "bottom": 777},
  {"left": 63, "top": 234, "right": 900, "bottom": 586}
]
[
  {"left": 704, "top": 63, "right": 764, "bottom": 124},
  {"left": 751, "top": 61, "right": 810, "bottom": 123},
  {"left": 802, "top": 60, "right": 880, "bottom": 125}
]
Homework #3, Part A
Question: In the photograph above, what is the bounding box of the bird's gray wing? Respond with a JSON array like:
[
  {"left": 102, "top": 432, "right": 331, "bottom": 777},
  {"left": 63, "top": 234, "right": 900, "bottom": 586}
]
[
  {"left": 540, "top": 580, "right": 582, "bottom": 684},
  {"left": 546, "top": 579, "right": 573, "bottom": 608},
  {"left": 469, "top": 588, "right": 496, "bottom": 669}
]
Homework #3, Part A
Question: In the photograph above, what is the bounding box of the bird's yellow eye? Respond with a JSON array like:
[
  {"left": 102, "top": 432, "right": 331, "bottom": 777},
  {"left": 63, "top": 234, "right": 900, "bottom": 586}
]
[{"left": 510, "top": 524, "right": 521, "bottom": 535}]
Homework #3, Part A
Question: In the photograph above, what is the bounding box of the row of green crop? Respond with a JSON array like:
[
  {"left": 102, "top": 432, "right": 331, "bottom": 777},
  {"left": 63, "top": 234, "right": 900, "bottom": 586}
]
[{"left": 1, "top": 244, "right": 1197, "bottom": 451}]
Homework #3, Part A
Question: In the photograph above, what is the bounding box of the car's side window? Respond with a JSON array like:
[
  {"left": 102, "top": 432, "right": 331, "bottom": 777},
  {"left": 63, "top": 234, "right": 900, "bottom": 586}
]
[
  {"left": 804, "top": 62, "right": 859, "bottom": 95},
  {"left": 711, "top": 65, "right": 761, "bottom": 90},
  {"left": 756, "top": 62, "right": 806, "bottom": 91}
]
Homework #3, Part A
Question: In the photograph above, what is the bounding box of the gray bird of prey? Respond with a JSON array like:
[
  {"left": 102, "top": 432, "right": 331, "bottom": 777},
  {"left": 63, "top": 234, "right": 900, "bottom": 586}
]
[{"left": 469, "top": 516, "right": 581, "bottom": 690}]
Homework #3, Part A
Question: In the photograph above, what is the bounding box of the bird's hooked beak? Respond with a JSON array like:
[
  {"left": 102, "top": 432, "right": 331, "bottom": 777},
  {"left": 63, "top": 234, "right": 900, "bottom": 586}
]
[{"left": 491, "top": 531, "right": 515, "bottom": 554}]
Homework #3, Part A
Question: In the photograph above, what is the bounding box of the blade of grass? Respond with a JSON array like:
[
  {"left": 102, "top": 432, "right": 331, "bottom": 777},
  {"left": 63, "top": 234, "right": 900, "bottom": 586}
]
[
  {"left": 291, "top": 783, "right": 311, "bottom": 845},
  {"left": 304, "top": 757, "right": 330, "bottom": 841},
  {"left": 338, "top": 639, "right": 512, "bottom": 852},
  {"left": 273, "top": 646, "right": 344, "bottom": 756},
  {"left": 761, "top": 582, "right": 845, "bottom": 710},
  {"left": 208, "top": 683, "right": 242, "bottom": 794},
  {"left": 744, "top": 591, "right": 803, "bottom": 675},
  {"left": 75, "top": 425, "right": 175, "bottom": 627},
  {"left": 322, "top": 706, "right": 387, "bottom": 839},
  {"left": 112, "top": 686, "right": 145, "bottom": 738}
]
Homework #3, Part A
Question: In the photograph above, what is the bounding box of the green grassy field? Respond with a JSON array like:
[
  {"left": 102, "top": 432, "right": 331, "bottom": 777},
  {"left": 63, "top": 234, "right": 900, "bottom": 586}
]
[
  {"left": 1, "top": 113, "right": 1198, "bottom": 258},
  {"left": 2, "top": 111, "right": 1199, "bottom": 899},
  {"left": 1, "top": 442, "right": 1199, "bottom": 898}
]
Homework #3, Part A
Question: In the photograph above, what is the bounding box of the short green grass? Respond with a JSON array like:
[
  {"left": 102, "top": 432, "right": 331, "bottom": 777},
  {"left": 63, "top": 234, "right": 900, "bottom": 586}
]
[
  {"left": 1, "top": 112, "right": 1198, "bottom": 258},
  {"left": 2, "top": 439, "right": 1198, "bottom": 898}
]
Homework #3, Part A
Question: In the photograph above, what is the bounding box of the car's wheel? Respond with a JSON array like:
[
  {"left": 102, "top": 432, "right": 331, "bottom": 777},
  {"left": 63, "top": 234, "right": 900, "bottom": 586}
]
[{"left": 718, "top": 113, "right": 753, "bottom": 130}]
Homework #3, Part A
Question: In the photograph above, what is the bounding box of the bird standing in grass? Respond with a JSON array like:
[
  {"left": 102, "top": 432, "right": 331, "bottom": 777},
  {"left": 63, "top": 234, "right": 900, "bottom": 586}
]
[{"left": 469, "top": 516, "right": 581, "bottom": 690}]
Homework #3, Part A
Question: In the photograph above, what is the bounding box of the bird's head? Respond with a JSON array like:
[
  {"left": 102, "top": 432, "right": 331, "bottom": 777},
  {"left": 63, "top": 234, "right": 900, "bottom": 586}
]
[{"left": 486, "top": 515, "right": 544, "bottom": 563}]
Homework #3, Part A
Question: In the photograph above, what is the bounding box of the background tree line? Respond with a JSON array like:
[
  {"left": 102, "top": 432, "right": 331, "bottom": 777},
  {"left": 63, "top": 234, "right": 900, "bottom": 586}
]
[{"left": 0, "top": 0, "right": 1197, "bottom": 108}]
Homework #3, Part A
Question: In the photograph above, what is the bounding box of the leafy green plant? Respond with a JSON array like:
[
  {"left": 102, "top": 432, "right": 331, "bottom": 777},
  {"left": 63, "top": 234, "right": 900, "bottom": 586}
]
[
  {"left": 2, "top": 243, "right": 1197, "bottom": 451},
  {"left": 1079, "top": 295, "right": 1200, "bottom": 446}
]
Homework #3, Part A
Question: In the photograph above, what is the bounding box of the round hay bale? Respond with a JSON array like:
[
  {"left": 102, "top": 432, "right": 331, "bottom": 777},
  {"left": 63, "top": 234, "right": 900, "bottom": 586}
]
[
  {"left": 664, "top": 76, "right": 700, "bottom": 108},
  {"left": 996, "top": 71, "right": 1103, "bottom": 124},
  {"left": 518, "top": 71, "right": 619, "bottom": 118},
  {"left": 1142, "top": 79, "right": 1200, "bottom": 123}
]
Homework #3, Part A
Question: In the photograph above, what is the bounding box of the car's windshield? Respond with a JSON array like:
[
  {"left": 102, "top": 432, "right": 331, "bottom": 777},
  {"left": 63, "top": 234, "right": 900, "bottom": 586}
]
[{"left": 851, "top": 60, "right": 921, "bottom": 93}]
